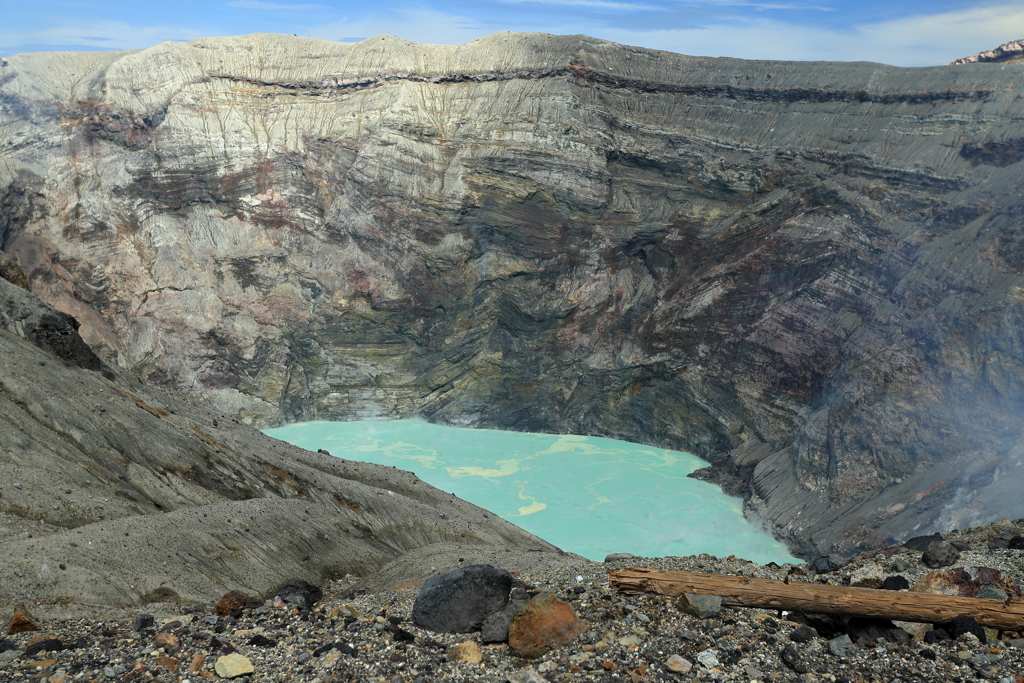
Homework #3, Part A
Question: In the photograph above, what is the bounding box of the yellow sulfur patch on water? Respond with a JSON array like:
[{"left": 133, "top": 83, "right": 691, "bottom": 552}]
[{"left": 445, "top": 459, "right": 521, "bottom": 479}]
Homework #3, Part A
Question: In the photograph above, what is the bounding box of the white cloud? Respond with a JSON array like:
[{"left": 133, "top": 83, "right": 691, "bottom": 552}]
[
  {"left": 667, "top": 0, "right": 834, "bottom": 10},
  {"left": 307, "top": 2, "right": 1024, "bottom": 66},
  {"left": 311, "top": 9, "right": 489, "bottom": 46},
  {"left": 499, "top": 0, "right": 663, "bottom": 12},
  {"left": 649, "top": 3, "right": 1024, "bottom": 65},
  {"left": 2, "top": 1, "right": 1021, "bottom": 66},
  {"left": 226, "top": 0, "right": 323, "bottom": 9},
  {"left": 0, "top": 21, "right": 204, "bottom": 53}
]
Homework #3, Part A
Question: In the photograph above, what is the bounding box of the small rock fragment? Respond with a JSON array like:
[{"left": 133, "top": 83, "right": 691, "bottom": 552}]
[
  {"left": 948, "top": 615, "right": 987, "bottom": 642},
  {"left": 789, "top": 625, "right": 818, "bottom": 643},
  {"left": 329, "top": 605, "right": 362, "bottom": 619},
  {"left": 188, "top": 654, "right": 207, "bottom": 674},
  {"left": 153, "top": 632, "right": 180, "bottom": 654},
  {"left": 275, "top": 578, "right": 322, "bottom": 610},
  {"left": 828, "top": 634, "right": 857, "bottom": 658},
  {"left": 8, "top": 604, "right": 39, "bottom": 635},
  {"left": 153, "top": 656, "right": 178, "bottom": 673},
  {"left": 604, "top": 553, "right": 635, "bottom": 562},
  {"left": 988, "top": 520, "right": 1022, "bottom": 549},
  {"left": 216, "top": 590, "right": 249, "bottom": 617},
  {"left": 246, "top": 634, "right": 277, "bottom": 647},
  {"left": 695, "top": 649, "right": 719, "bottom": 668},
  {"left": 483, "top": 587, "right": 530, "bottom": 643},
  {"left": 810, "top": 554, "right": 847, "bottom": 573},
  {"left": 507, "top": 667, "right": 549, "bottom": 683},
  {"left": 881, "top": 575, "right": 910, "bottom": 591},
  {"left": 214, "top": 653, "right": 254, "bottom": 678},
  {"left": 448, "top": 640, "right": 483, "bottom": 664},
  {"left": 904, "top": 533, "right": 944, "bottom": 551},
  {"left": 319, "top": 649, "right": 343, "bottom": 669},
  {"left": 675, "top": 593, "right": 722, "bottom": 619},
  {"left": 780, "top": 644, "right": 808, "bottom": 673},
  {"left": 24, "top": 638, "right": 64, "bottom": 657},
  {"left": 664, "top": 654, "right": 692, "bottom": 673},
  {"left": 132, "top": 614, "right": 154, "bottom": 631}
]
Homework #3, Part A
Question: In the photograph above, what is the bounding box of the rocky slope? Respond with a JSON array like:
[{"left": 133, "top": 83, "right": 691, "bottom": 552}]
[
  {"left": 5, "top": 519, "right": 1024, "bottom": 683},
  {"left": 950, "top": 39, "right": 1024, "bottom": 65},
  {"left": 0, "top": 264, "right": 574, "bottom": 608},
  {"left": 3, "top": 33, "right": 1024, "bottom": 557}
]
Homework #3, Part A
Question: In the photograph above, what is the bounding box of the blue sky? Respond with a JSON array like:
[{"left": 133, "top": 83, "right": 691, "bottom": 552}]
[{"left": 1, "top": 0, "right": 1023, "bottom": 66}]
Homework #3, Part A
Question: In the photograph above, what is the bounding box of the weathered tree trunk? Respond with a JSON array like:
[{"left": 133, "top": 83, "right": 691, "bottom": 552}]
[{"left": 609, "top": 567, "right": 1024, "bottom": 630}]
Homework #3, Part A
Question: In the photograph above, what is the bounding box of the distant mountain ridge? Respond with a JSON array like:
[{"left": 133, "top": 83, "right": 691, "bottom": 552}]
[
  {"left": 3, "top": 33, "right": 1024, "bottom": 558},
  {"left": 949, "top": 39, "right": 1024, "bottom": 65}
]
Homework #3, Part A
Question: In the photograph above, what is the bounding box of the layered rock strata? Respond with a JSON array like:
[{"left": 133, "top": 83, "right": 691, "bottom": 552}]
[
  {"left": 950, "top": 39, "right": 1024, "bottom": 65},
  {"left": 0, "top": 273, "right": 569, "bottom": 607},
  {"left": 3, "top": 33, "right": 1024, "bottom": 556}
]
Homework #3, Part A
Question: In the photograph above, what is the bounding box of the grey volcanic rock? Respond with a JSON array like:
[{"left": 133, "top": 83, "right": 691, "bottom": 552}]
[
  {"left": 3, "top": 33, "right": 1024, "bottom": 557},
  {"left": 412, "top": 563, "right": 512, "bottom": 633},
  {"left": 921, "top": 540, "right": 960, "bottom": 568},
  {"left": 0, "top": 275, "right": 571, "bottom": 608}
]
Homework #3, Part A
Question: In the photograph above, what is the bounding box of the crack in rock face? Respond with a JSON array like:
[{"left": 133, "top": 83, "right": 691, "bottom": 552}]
[{"left": 3, "top": 32, "right": 1024, "bottom": 557}]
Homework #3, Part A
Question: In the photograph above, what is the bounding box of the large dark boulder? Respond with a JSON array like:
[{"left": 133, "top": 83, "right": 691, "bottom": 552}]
[
  {"left": 904, "top": 534, "right": 944, "bottom": 552},
  {"left": 921, "top": 540, "right": 960, "bottom": 568},
  {"left": 412, "top": 564, "right": 513, "bottom": 633}
]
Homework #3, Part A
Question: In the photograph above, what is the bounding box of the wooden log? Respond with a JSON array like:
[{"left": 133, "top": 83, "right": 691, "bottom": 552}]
[{"left": 609, "top": 567, "right": 1024, "bottom": 630}]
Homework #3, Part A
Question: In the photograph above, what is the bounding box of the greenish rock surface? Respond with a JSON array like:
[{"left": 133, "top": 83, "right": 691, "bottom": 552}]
[{"left": 3, "top": 33, "right": 1024, "bottom": 556}]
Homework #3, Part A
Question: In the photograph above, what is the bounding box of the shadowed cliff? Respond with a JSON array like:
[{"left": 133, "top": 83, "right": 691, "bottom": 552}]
[
  {"left": 0, "top": 265, "right": 570, "bottom": 608},
  {"left": 3, "top": 33, "right": 1024, "bottom": 557}
]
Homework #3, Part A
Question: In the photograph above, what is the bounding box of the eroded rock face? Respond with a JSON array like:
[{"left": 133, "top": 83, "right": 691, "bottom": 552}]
[
  {"left": 0, "top": 276, "right": 567, "bottom": 607},
  {"left": 3, "top": 33, "right": 1024, "bottom": 557}
]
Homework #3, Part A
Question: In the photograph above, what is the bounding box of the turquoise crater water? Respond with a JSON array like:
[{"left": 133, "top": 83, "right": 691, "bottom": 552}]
[{"left": 264, "top": 419, "right": 798, "bottom": 564}]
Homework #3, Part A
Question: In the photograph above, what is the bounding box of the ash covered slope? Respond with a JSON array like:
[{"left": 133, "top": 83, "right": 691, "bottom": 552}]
[
  {"left": 0, "top": 266, "right": 568, "bottom": 608},
  {"left": 2, "top": 33, "right": 1024, "bottom": 557}
]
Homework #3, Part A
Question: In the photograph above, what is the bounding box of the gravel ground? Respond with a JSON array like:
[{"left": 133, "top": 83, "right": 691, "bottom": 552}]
[{"left": 5, "top": 521, "right": 1024, "bottom": 683}]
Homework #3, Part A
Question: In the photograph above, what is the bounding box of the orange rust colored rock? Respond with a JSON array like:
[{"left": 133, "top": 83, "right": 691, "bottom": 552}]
[
  {"left": 189, "top": 654, "right": 207, "bottom": 674},
  {"left": 508, "top": 592, "right": 585, "bottom": 659},
  {"left": 392, "top": 579, "right": 425, "bottom": 591},
  {"left": 153, "top": 632, "right": 181, "bottom": 654},
  {"left": 154, "top": 656, "right": 179, "bottom": 673},
  {"left": 216, "top": 589, "right": 249, "bottom": 616},
  {"left": 9, "top": 604, "right": 40, "bottom": 635},
  {"left": 912, "top": 567, "right": 1011, "bottom": 598},
  {"left": 22, "top": 659, "right": 57, "bottom": 669}
]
